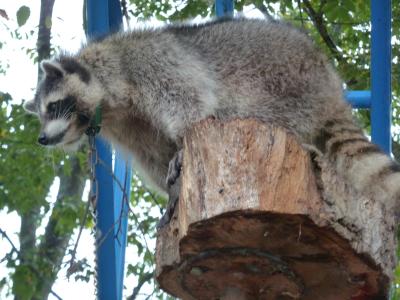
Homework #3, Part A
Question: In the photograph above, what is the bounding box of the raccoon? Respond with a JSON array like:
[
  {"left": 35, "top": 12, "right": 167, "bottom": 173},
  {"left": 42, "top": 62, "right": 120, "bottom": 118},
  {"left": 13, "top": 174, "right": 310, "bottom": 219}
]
[{"left": 24, "top": 18, "right": 400, "bottom": 223}]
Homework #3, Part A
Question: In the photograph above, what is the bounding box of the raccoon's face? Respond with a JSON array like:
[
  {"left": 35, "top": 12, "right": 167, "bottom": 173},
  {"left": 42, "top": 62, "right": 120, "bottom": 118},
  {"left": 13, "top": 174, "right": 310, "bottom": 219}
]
[{"left": 24, "top": 57, "right": 104, "bottom": 151}]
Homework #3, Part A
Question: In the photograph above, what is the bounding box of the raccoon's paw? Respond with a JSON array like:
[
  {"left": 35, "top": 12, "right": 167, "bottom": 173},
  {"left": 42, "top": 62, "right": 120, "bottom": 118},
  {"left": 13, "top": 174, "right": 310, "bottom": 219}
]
[
  {"left": 161, "top": 149, "right": 183, "bottom": 228},
  {"left": 166, "top": 149, "right": 183, "bottom": 187},
  {"left": 157, "top": 177, "right": 180, "bottom": 229}
]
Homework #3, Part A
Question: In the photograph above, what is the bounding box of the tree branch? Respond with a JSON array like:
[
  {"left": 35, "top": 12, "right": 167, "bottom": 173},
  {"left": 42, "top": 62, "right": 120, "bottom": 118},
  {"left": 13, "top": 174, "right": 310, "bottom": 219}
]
[
  {"left": 301, "top": 0, "right": 343, "bottom": 63},
  {"left": 296, "top": 0, "right": 304, "bottom": 26},
  {"left": 0, "top": 228, "right": 19, "bottom": 255},
  {"left": 392, "top": 139, "right": 400, "bottom": 162},
  {"left": 37, "top": 0, "right": 56, "bottom": 77},
  {"left": 19, "top": 210, "right": 39, "bottom": 263},
  {"left": 120, "top": 0, "right": 130, "bottom": 27},
  {"left": 317, "top": 0, "right": 328, "bottom": 14},
  {"left": 253, "top": 2, "right": 273, "bottom": 20},
  {"left": 300, "top": 0, "right": 360, "bottom": 86},
  {"left": 127, "top": 272, "right": 154, "bottom": 300}
]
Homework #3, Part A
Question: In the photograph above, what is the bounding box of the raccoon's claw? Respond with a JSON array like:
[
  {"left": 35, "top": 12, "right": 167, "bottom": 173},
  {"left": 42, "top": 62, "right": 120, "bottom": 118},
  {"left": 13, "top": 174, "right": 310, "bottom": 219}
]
[
  {"left": 157, "top": 213, "right": 170, "bottom": 229},
  {"left": 158, "top": 150, "right": 183, "bottom": 229},
  {"left": 166, "top": 149, "right": 183, "bottom": 187},
  {"left": 302, "top": 143, "right": 323, "bottom": 159},
  {"left": 157, "top": 177, "right": 180, "bottom": 229}
]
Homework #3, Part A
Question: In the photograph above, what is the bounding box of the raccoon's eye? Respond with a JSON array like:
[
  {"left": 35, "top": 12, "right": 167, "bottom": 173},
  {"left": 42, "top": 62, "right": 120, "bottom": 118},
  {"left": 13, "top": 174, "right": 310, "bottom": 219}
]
[
  {"left": 77, "top": 113, "right": 90, "bottom": 124},
  {"left": 47, "top": 102, "right": 57, "bottom": 114}
]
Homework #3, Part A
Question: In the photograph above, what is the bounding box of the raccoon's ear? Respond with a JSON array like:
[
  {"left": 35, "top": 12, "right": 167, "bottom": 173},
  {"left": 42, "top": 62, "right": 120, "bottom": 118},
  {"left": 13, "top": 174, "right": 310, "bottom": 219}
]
[
  {"left": 41, "top": 60, "right": 64, "bottom": 78},
  {"left": 23, "top": 100, "right": 38, "bottom": 115}
]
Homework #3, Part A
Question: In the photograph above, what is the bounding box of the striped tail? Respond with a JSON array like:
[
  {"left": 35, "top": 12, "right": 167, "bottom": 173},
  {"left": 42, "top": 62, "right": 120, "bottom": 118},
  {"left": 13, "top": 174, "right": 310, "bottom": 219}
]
[{"left": 315, "top": 118, "right": 400, "bottom": 214}]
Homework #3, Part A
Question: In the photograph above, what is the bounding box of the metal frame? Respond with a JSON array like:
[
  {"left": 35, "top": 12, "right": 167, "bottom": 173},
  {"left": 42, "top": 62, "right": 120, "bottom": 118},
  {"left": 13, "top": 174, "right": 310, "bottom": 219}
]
[
  {"left": 87, "top": 0, "right": 392, "bottom": 298},
  {"left": 348, "top": 0, "right": 392, "bottom": 154},
  {"left": 86, "top": 1, "right": 132, "bottom": 299},
  {"left": 216, "top": 0, "right": 392, "bottom": 154}
]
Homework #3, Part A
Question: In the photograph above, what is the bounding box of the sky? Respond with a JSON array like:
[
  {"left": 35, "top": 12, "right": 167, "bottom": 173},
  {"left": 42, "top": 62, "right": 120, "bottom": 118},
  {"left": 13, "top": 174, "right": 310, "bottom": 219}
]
[{"left": 0, "top": 1, "right": 265, "bottom": 300}]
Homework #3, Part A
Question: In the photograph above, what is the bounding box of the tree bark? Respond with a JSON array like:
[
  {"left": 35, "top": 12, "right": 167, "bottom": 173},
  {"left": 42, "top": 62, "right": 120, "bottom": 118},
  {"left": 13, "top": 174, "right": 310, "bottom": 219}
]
[
  {"left": 37, "top": 0, "right": 56, "bottom": 77},
  {"left": 156, "top": 119, "right": 395, "bottom": 299},
  {"left": 19, "top": 209, "right": 39, "bottom": 263},
  {"left": 34, "top": 156, "right": 86, "bottom": 300}
]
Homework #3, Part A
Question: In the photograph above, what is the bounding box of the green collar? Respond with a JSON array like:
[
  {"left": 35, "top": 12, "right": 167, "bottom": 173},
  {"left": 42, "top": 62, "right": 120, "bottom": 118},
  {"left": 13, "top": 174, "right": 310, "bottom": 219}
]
[{"left": 85, "top": 105, "right": 102, "bottom": 136}]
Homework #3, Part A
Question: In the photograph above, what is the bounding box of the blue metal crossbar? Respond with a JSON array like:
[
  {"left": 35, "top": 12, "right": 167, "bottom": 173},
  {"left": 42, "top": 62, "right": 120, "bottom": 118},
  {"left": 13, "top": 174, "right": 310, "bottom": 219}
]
[
  {"left": 345, "top": 91, "right": 371, "bottom": 109},
  {"left": 86, "top": 1, "right": 132, "bottom": 299}
]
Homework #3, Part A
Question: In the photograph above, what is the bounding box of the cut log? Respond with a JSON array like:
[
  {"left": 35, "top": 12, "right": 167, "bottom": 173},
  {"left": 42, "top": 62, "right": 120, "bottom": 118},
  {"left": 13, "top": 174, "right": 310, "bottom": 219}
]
[{"left": 155, "top": 119, "right": 396, "bottom": 300}]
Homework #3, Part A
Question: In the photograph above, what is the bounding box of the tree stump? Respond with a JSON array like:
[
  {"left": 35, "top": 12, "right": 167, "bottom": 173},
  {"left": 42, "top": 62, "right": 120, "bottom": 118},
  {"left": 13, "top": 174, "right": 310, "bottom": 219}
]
[{"left": 155, "top": 119, "right": 396, "bottom": 300}]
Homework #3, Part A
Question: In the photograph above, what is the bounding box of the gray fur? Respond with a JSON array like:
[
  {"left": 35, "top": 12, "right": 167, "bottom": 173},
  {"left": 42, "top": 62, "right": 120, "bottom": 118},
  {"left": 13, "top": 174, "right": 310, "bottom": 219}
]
[{"left": 26, "top": 18, "right": 400, "bottom": 210}]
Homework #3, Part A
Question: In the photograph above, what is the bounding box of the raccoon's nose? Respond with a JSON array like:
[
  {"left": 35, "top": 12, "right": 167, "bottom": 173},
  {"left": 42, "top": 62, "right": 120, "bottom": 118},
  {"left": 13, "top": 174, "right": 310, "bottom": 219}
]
[{"left": 38, "top": 134, "right": 49, "bottom": 145}]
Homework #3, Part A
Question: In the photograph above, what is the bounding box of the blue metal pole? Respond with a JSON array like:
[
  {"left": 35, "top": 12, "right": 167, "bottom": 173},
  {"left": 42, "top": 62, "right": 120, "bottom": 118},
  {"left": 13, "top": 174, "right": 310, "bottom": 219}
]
[
  {"left": 215, "top": 0, "right": 234, "bottom": 17},
  {"left": 108, "top": 0, "right": 123, "bottom": 32},
  {"left": 87, "top": 1, "right": 131, "bottom": 299},
  {"left": 370, "top": 0, "right": 392, "bottom": 154},
  {"left": 86, "top": 0, "right": 109, "bottom": 38},
  {"left": 93, "top": 140, "right": 117, "bottom": 300}
]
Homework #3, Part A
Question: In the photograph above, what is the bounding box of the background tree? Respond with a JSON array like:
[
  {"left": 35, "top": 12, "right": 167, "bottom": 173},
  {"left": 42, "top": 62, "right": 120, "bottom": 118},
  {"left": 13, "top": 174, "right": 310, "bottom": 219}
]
[
  {"left": 0, "top": 1, "right": 399, "bottom": 300},
  {"left": 0, "top": 1, "right": 87, "bottom": 299}
]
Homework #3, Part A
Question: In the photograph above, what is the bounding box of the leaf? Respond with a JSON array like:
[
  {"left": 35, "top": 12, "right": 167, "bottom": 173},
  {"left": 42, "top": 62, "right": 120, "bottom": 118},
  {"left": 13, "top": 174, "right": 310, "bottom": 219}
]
[
  {"left": 342, "top": 0, "right": 355, "bottom": 13},
  {"left": 0, "top": 277, "right": 7, "bottom": 289},
  {"left": 0, "top": 92, "right": 12, "bottom": 104},
  {"left": 0, "top": 9, "right": 9, "bottom": 20},
  {"left": 16, "top": 6, "right": 30, "bottom": 27}
]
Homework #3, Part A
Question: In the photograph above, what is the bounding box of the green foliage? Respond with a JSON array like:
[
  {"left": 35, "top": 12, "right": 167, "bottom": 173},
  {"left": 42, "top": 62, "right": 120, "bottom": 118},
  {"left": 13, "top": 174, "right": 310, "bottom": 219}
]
[
  {"left": 127, "top": 0, "right": 211, "bottom": 20},
  {"left": 16, "top": 6, "right": 30, "bottom": 27},
  {"left": 128, "top": 0, "right": 174, "bottom": 20},
  {"left": 0, "top": 99, "right": 64, "bottom": 214},
  {"left": 11, "top": 265, "right": 37, "bottom": 300},
  {"left": 52, "top": 195, "right": 87, "bottom": 234},
  {"left": 169, "top": 0, "right": 210, "bottom": 21}
]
